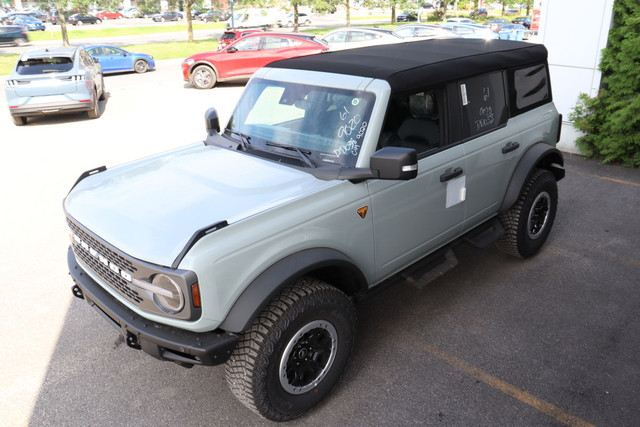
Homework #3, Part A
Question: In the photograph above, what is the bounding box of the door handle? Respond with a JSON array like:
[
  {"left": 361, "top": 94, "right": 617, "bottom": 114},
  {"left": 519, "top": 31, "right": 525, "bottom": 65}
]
[
  {"left": 440, "top": 167, "right": 463, "bottom": 182},
  {"left": 502, "top": 141, "right": 520, "bottom": 154}
]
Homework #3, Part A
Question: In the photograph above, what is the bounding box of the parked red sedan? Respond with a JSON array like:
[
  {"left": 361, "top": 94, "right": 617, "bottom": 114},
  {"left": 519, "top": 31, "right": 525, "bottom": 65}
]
[
  {"left": 96, "top": 11, "right": 124, "bottom": 20},
  {"left": 182, "top": 32, "right": 329, "bottom": 89},
  {"left": 218, "top": 29, "right": 262, "bottom": 49}
]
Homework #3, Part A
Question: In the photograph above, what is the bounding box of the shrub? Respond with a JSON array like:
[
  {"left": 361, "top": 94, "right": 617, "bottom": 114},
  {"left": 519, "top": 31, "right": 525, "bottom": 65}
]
[{"left": 570, "top": 0, "right": 640, "bottom": 167}]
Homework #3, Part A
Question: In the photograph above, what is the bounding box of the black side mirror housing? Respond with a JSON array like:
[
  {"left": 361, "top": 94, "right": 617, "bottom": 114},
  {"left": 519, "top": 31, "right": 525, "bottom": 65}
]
[
  {"left": 205, "top": 107, "right": 220, "bottom": 134},
  {"left": 370, "top": 146, "right": 418, "bottom": 180}
]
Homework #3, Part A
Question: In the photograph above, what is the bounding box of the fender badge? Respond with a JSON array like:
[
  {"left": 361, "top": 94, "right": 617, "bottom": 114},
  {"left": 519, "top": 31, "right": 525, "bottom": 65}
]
[{"left": 356, "top": 206, "right": 368, "bottom": 219}]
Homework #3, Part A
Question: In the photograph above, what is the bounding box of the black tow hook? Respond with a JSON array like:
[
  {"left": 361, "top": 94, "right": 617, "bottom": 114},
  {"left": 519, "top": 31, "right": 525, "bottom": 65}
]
[
  {"left": 71, "top": 285, "right": 84, "bottom": 299},
  {"left": 126, "top": 332, "right": 142, "bottom": 350}
]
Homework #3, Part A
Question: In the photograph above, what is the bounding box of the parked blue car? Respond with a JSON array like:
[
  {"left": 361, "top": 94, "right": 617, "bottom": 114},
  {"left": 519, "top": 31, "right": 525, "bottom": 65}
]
[
  {"left": 85, "top": 45, "right": 155, "bottom": 74},
  {"left": 12, "top": 15, "right": 46, "bottom": 31}
]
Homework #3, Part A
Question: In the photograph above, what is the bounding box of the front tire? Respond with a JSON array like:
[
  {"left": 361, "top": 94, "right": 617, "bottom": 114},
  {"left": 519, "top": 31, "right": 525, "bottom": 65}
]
[
  {"left": 191, "top": 65, "right": 216, "bottom": 89},
  {"left": 496, "top": 168, "right": 558, "bottom": 258},
  {"left": 134, "top": 59, "right": 148, "bottom": 73},
  {"left": 225, "top": 278, "right": 356, "bottom": 421}
]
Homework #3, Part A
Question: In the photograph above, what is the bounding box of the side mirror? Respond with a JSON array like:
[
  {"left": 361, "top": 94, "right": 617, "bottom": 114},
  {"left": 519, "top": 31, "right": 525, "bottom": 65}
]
[
  {"left": 227, "top": 47, "right": 238, "bottom": 53},
  {"left": 204, "top": 107, "right": 220, "bottom": 134},
  {"left": 93, "top": 57, "right": 100, "bottom": 63},
  {"left": 370, "top": 146, "right": 418, "bottom": 180}
]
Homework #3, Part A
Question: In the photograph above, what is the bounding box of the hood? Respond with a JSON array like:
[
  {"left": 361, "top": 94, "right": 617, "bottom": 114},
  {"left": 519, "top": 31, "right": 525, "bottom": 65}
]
[{"left": 65, "top": 144, "right": 335, "bottom": 267}]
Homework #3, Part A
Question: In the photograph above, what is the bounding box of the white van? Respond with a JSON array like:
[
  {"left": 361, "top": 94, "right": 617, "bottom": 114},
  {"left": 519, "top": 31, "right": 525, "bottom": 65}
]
[{"left": 226, "top": 8, "right": 274, "bottom": 29}]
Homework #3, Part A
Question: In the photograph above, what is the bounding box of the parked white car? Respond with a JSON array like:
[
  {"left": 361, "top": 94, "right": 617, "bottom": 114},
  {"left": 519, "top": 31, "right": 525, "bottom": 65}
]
[
  {"left": 121, "top": 7, "right": 138, "bottom": 18},
  {"left": 320, "top": 27, "right": 403, "bottom": 50}
]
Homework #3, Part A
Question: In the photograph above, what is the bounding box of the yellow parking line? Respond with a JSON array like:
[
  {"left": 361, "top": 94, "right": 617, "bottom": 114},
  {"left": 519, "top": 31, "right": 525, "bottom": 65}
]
[
  {"left": 568, "top": 169, "right": 640, "bottom": 187},
  {"left": 396, "top": 329, "right": 596, "bottom": 427}
]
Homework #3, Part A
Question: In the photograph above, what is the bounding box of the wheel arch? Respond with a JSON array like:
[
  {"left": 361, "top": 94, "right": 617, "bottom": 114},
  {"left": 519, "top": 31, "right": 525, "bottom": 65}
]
[
  {"left": 189, "top": 61, "right": 218, "bottom": 79},
  {"left": 219, "top": 248, "right": 368, "bottom": 333},
  {"left": 499, "top": 142, "right": 565, "bottom": 213}
]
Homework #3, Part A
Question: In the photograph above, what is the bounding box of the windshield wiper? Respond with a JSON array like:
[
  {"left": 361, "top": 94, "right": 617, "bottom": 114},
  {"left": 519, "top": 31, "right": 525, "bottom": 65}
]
[
  {"left": 266, "top": 142, "right": 316, "bottom": 168},
  {"left": 225, "top": 129, "right": 252, "bottom": 151}
]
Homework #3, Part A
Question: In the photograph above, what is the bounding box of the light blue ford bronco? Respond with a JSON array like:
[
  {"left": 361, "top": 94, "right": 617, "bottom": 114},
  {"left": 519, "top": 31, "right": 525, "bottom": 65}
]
[{"left": 65, "top": 39, "right": 564, "bottom": 421}]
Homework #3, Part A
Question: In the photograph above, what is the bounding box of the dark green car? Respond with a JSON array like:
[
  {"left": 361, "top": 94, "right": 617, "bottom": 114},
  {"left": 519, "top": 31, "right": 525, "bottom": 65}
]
[{"left": 0, "top": 26, "right": 28, "bottom": 46}]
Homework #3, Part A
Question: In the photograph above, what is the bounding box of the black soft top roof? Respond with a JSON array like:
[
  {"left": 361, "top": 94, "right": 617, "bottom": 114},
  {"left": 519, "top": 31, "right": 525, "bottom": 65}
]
[{"left": 267, "top": 38, "right": 548, "bottom": 93}]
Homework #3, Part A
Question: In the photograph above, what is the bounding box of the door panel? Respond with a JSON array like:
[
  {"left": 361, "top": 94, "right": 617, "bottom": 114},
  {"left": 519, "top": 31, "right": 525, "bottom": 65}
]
[{"left": 368, "top": 145, "right": 466, "bottom": 281}]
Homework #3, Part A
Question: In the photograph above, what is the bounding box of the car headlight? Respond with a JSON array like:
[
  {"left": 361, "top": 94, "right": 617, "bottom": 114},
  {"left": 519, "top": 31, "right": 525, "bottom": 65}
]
[
  {"left": 184, "top": 58, "right": 195, "bottom": 66},
  {"left": 151, "top": 273, "right": 185, "bottom": 313}
]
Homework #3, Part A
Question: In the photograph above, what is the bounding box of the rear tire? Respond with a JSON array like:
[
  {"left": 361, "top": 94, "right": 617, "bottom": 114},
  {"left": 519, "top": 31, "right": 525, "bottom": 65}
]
[
  {"left": 87, "top": 90, "right": 100, "bottom": 119},
  {"left": 98, "top": 77, "right": 106, "bottom": 100},
  {"left": 12, "top": 116, "right": 27, "bottom": 126},
  {"left": 225, "top": 278, "right": 356, "bottom": 421},
  {"left": 496, "top": 168, "right": 558, "bottom": 258}
]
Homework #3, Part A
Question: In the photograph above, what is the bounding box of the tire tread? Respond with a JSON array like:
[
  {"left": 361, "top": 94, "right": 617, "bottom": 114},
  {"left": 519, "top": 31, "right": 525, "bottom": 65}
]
[{"left": 225, "top": 278, "right": 354, "bottom": 421}]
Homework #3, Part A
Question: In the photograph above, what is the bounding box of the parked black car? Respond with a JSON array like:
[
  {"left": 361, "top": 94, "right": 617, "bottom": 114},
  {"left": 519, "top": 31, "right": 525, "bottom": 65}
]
[
  {"left": 200, "top": 10, "right": 230, "bottom": 22},
  {"left": 0, "top": 25, "right": 28, "bottom": 46},
  {"left": 68, "top": 13, "right": 102, "bottom": 25},
  {"left": 470, "top": 8, "right": 488, "bottom": 17},
  {"left": 151, "top": 11, "right": 183, "bottom": 22},
  {"left": 397, "top": 11, "right": 418, "bottom": 22}
]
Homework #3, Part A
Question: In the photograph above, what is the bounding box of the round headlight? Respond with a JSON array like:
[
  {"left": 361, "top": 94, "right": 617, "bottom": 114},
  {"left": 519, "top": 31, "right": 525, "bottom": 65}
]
[{"left": 152, "top": 274, "right": 184, "bottom": 313}]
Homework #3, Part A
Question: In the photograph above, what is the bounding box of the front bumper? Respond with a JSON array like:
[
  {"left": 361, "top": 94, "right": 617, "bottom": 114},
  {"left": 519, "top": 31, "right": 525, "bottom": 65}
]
[{"left": 67, "top": 247, "right": 239, "bottom": 367}]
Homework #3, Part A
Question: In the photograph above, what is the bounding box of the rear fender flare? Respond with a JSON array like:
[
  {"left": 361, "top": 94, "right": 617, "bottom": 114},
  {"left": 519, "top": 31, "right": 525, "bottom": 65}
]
[
  {"left": 219, "top": 248, "right": 368, "bottom": 333},
  {"left": 499, "top": 143, "right": 565, "bottom": 212}
]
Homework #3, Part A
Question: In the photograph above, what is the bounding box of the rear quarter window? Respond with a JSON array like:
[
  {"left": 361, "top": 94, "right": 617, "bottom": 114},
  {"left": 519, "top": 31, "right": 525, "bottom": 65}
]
[{"left": 510, "top": 64, "right": 551, "bottom": 114}]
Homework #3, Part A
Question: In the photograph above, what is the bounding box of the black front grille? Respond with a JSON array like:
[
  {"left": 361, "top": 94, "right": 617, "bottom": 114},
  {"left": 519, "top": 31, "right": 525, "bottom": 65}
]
[{"left": 67, "top": 218, "right": 143, "bottom": 304}]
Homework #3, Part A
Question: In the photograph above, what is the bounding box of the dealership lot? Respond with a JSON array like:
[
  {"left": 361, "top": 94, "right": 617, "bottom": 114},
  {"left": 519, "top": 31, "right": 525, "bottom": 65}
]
[{"left": 1, "top": 59, "right": 639, "bottom": 426}]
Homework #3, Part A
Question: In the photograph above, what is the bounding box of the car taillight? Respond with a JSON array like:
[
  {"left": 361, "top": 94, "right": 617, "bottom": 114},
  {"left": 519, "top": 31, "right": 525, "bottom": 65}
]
[
  {"left": 5, "top": 80, "right": 28, "bottom": 87},
  {"left": 60, "top": 75, "right": 85, "bottom": 81}
]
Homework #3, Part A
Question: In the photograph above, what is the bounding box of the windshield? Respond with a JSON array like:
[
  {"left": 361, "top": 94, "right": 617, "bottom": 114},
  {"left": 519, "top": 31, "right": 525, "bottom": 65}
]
[{"left": 226, "top": 78, "right": 375, "bottom": 167}]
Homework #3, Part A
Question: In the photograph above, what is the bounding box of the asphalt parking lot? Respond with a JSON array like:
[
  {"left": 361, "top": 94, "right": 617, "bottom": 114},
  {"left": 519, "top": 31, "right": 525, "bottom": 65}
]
[{"left": 1, "top": 59, "right": 639, "bottom": 426}]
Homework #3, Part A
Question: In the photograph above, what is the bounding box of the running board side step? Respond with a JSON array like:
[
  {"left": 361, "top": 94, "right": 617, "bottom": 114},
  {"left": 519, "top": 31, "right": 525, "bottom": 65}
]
[{"left": 403, "top": 248, "right": 459, "bottom": 290}]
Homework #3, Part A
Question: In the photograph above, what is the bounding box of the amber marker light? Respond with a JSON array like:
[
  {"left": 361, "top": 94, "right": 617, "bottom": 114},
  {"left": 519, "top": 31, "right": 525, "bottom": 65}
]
[{"left": 191, "top": 283, "right": 201, "bottom": 308}]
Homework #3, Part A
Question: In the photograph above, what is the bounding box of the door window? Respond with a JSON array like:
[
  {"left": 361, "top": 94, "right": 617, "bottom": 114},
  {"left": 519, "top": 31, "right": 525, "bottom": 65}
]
[
  {"left": 379, "top": 88, "right": 444, "bottom": 156},
  {"left": 458, "top": 71, "right": 507, "bottom": 138}
]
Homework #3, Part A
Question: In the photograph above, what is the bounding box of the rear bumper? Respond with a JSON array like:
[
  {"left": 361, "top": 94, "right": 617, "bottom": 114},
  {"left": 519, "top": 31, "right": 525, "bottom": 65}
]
[
  {"left": 9, "top": 99, "right": 95, "bottom": 117},
  {"left": 67, "top": 247, "right": 239, "bottom": 367}
]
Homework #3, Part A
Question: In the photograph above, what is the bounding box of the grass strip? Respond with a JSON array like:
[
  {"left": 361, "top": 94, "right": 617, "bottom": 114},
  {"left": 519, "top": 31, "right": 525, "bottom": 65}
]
[{"left": 27, "top": 22, "right": 225, "bottom": 42}]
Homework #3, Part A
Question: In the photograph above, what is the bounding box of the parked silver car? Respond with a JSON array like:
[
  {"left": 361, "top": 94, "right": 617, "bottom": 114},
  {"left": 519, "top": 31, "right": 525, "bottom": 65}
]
[
  {"left": 438, "top": 22, "right": 499, "bottom": 39},
  {"left": 321, "top": 27, "right": 403, "bottom": 50},
  {"left": 5, "top": 47, "right": 105, "bottom": 126},
  {"left": 393, "top": 23, "right": 460, "bottom": 40}
]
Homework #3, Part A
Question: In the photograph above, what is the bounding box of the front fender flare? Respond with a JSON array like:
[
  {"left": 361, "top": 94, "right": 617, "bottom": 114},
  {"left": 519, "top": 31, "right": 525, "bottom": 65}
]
[
  {"left": 499, "top": 143, "right": 565, "bottom": 213},
  {"left": 219, "top": 248, "right": 368, "bottom": 333}
]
